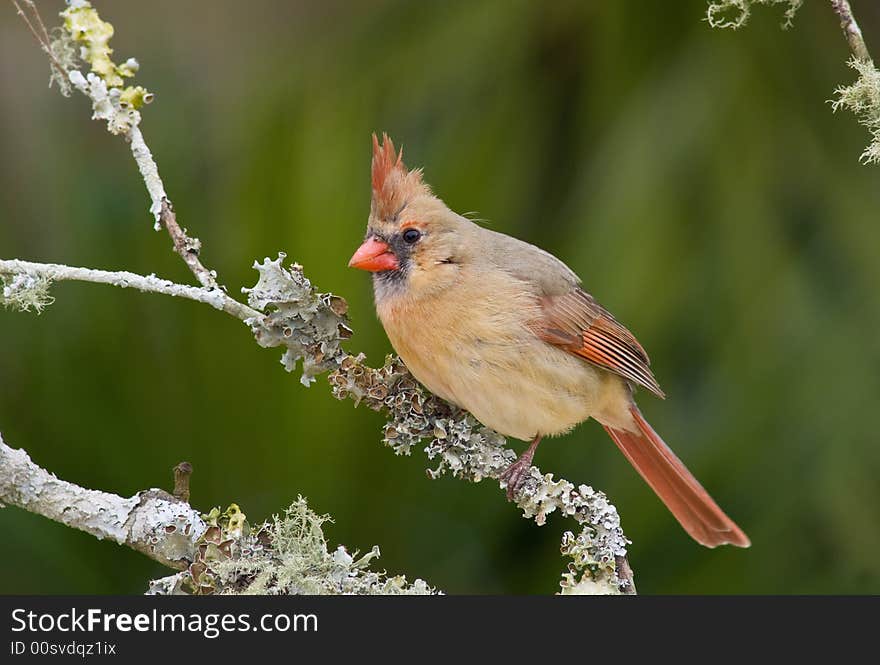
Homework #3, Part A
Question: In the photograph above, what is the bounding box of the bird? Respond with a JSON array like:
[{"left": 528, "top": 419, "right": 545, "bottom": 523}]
[{"left": 348, "top": 133, "right": 750, "bottom": 548}]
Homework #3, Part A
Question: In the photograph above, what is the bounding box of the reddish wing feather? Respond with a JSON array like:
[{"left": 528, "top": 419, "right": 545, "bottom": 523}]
[{"left": 538, "top": 288, "right": 665, "bottom": 398}]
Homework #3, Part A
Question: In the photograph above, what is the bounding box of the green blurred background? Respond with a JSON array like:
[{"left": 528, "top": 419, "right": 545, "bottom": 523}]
[{"left": 1, "top": 0, "right": 879, "bottom": 594}]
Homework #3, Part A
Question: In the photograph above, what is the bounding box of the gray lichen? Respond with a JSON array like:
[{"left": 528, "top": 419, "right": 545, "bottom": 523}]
[
  {"left": 832, "top": 57, "right": 880, "bottom": 164},
  {"left": 47, "top": 28, "right": 78, "bottom": 95},
  {"left": 124, "top": 489, "right": 208, "bottom": 569},
  {"left": 706, "top": 0, "right": 802, "bottom": 30},
  {"left": 150, "top": 498, "right": 435, "bottom": 595},
  {"left": 244, "top": 254, "right": 352, "bottom": 386},
  {"left": 0, "top": 433, "right": 207, "bottom": 570}
]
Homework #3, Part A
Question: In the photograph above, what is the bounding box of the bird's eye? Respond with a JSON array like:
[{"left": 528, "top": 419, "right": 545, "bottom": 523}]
[{"left": 402, "top": 228, "right": 422, "bottom": 244}]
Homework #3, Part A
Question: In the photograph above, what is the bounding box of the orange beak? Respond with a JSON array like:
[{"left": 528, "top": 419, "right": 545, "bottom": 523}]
[{"left": 348, "top": 237, "right": 399, "bottom": 272}]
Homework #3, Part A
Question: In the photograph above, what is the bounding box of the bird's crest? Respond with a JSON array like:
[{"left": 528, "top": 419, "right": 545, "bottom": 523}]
[{"left": 371, "top": 133, "right": 429, "bottom": 220}]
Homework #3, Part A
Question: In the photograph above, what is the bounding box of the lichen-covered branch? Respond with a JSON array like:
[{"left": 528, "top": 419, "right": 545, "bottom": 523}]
[
  {"left": 0, "top": 433, "right": 208, "bottom": 569},
  {"left": 31, "top": 0, "right": 219, "bottom": 289},
  {"left": 7, "top": 0, "right": 636, "bottom": 594},
  {"left": 149, "top": 499, "right": 436, "bottom": 595},
  {"left": 832, "top": 58, "right": 880, "bottom": 164},
  {"left": 827, "top": 2, "right": 880, "bottom": 164},
  {"left": 706, "top": 0, "right": 880, "bottom": 164},
  {"left": 0, "top": 259, "right": 259, "bottom": 320},
  {"left": 706, "top": 0, "right": 873, "bottom": 61},
  {"left": 326, "top": 351, "right": 632, "bottom": 594},
  {"left": 0, "top": 433, "right": 434, "bottom": 595}
]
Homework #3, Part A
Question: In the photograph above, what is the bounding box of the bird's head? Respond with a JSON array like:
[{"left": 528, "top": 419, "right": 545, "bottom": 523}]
[{"left": 349, "top": 133, "right": 470, "bottom": 299}]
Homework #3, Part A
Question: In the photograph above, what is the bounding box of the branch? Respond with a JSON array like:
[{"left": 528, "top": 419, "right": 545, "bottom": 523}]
[
  {"left": 67, "top": 72, "right": 218, "bottom": 290},
  {"left": 28, "top": 0, "right": 220, "bottom": 290},
  {"left": 328, "top": 351, "right": 634, "bottom": 595},
  {"left": 0, "top": 433, "right": 436, "bottom": 595},
  {"left": 705, "top": 0, "right": 874, "bottom": 57},
  {"left": 7, "top": 0, "right": 635, "bottom": 594},
  {"left": 827, "top": 3, "right": 880, "bottom": 164},
  {"left": 705, "top": 0, "right": 873, "bottom": 62},
  {"left": 0, "top": 433, "right": 207, "bottom": 569},
  {"left": 0, "top": 259, "right": 259, "bottom": 320},
  {"left": 830, "top": 0, "right": 873, "bottom": 64}
]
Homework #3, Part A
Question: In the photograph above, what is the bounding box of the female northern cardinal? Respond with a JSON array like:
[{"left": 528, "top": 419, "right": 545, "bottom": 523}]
[{"left": 349, "top": 134, "right": 749, "bottom": 548}]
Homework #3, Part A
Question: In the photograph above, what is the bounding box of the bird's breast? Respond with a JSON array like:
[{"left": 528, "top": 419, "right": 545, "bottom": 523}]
[{"left": 374, "top": 273, "right": 622, "bottom": 440}]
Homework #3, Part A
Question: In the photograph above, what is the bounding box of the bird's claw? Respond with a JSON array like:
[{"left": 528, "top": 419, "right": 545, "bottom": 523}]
[{"left": 499, "top": 459, "right": 530, "bottom": 501}]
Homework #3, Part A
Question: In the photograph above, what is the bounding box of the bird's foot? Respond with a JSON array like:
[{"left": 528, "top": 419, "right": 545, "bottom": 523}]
[
  {"left": 499, "top": 435, "right": 542, "bottom": 501},
  {"left": 499, "top": 458, "right": 531, "bottom": 500}
]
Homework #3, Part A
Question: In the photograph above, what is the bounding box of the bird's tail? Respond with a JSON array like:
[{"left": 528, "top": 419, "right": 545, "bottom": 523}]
[{"left": 603, "top": 405, "right": 750, "bottom": 548}]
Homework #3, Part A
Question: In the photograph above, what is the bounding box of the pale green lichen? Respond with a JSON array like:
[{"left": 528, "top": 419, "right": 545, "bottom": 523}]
[
  {"left": 1, "top": 272, "right": 54, "bottom": 314},
  {"left": 60, "top": 0, "right": 152, "bottom": 110},
  {"left": 706, "top": 0, "right": 802, "bottom": 30},
  {"left": 119, "top": 85, "right": 153, "bottom": 110},
  {"left": 157, "top": 498, "right": 435, "bottom": 595},
  {"left": 832, "top": 57, "right": 880, "bottom": 164},
  {"left": 47, "top": 28, "right": 78, "bottom": 96},
  {"left": 62, "top": 0, "right": 123, "bottom": 86}
]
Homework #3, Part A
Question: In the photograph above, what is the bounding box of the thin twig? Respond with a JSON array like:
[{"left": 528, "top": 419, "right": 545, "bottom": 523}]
[
  {"left": 830, "top": 0, "right": 873, "bottom": 64},
  {"left": 26, "top": 0, "right": 50, "bottom": 45},
  {"left": 10, "top": 0, "right": 67, "bottom": 83}
]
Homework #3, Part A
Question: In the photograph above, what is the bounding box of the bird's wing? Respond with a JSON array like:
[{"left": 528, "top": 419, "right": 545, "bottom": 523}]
[
  {"left": 475, "top": 225, "right": 664, "bottom": 397},
  {"left": 535, "top": 287, "right": 665, "bottom": 398}
]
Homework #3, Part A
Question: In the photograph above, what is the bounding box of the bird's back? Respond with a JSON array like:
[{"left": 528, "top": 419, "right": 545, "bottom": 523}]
[{"left": 473, "top": 225, "right": 581, "bottom": 298}]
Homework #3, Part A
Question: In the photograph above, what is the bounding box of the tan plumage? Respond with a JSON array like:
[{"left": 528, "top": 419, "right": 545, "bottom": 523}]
[{"left": 349, "top": 134, "right": 750, "bottom": 548}]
